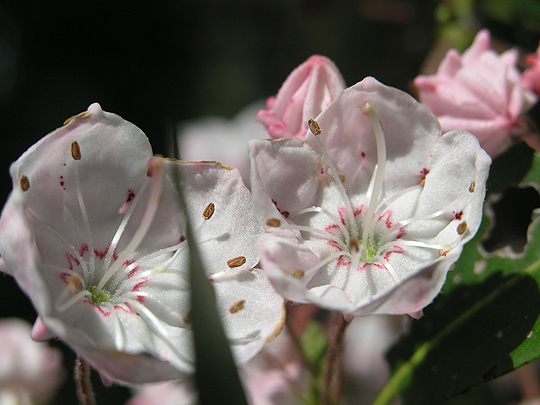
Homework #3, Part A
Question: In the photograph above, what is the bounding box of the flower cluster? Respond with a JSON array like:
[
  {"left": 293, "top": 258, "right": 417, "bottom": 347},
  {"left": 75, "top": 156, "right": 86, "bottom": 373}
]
[{"left": 5, "top": 31, "right": 526, "bottom": 403}]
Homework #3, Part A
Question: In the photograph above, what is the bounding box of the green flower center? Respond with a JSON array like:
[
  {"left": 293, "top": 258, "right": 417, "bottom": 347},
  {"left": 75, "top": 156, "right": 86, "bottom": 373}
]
[{"left": 88, "top": 286, "right": 112, "bottom": 305}]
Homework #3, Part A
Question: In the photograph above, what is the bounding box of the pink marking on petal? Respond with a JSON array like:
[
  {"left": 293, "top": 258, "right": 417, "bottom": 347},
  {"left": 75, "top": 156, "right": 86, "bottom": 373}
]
[
  {"left": 84, "top": 300, "right": 111, "bottom": 317},
  {"left": 94, "top": 247, "right": 108, "bottom": 260},
  {"left": 384, "top": 246, "right": 406, "bottom": 261},
  {"left": 454, "top": 210, "right": 463, "bottom": 220},
  {"left": 114, "top": 303, "right": 135, "bottom": 314},
  {"left": 60, "top": 272, "right": 70, "bottom": 284},
  {"left": 337, "top": 255, "right": 351, "bottom": 266},
  {"left": 132, "top": 277, "right": 149, "bottom": 292},
  {"left": 79, "top": 244, "right": 89, "bottom": 257},
  {"left": 358, "top": 262, "right": 385, "bottom": 271},
  {"left": 378, "top": 210, "right": 394, "bottom": 229},
  {"left": 136, "top": 295, "right": 145, "bottom": 302},
  {"left": 66, "top": 253, "right": 80, "bottom": 270}
]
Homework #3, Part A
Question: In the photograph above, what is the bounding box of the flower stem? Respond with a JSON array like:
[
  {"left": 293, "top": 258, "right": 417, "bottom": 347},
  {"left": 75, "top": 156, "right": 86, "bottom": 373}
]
[
  {"left": 75, "top": 356, "right": 96, "bottom": 405},
  {"left": 320, "top": 312, "right": 350, "bottom": 405}
]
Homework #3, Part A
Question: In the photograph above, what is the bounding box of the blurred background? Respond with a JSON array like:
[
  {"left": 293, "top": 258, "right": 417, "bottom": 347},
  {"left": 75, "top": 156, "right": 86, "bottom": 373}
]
[{"left": 0, "top": 0, "right": 539, "bottom": 403}]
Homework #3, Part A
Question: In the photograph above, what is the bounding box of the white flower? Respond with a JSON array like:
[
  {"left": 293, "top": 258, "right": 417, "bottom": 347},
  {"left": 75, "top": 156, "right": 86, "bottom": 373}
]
[
  {"left": 0, "top": 103, "right": 285, "bottom": 383},
  {"left": 249, "top": 77, "right": 491, "bottom": 316}
]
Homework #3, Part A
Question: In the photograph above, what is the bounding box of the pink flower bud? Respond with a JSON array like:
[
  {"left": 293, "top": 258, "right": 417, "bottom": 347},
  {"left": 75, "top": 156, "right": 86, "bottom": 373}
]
[
  {"left": 414, "top": 30, "right": 538, "bottom": 157},
  {"left": 257, "top": 55, "right": 346, "bottom": 139}
]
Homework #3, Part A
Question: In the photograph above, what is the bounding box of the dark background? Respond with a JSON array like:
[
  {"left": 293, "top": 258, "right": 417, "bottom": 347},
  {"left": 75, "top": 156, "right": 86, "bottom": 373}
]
[{"left": 0, "top": 0, "right": 538, "bottom": 403}]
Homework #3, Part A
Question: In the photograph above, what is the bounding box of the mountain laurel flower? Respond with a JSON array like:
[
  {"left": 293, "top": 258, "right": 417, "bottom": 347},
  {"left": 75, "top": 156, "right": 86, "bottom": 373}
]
[
  {"left": 249, "top": 77, "right": 491, "bottom": 317},
  {"left": 0, "top": 103, "right": 285, "bottom": 384},
  {"left": 414, "top": 29, "right": 538, "bottom": 158},
  {"left": 256, "top": 55, "right": 346, "bottom": 140}
]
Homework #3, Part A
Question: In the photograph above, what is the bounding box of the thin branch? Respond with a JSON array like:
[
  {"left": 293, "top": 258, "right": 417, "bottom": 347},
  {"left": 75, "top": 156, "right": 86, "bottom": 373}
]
[
  {"left": 321, "top": 312, "right": 350, "bottom": 405},
  {"left": 75, "top": 356, "right": 96, "bottom": 405}
]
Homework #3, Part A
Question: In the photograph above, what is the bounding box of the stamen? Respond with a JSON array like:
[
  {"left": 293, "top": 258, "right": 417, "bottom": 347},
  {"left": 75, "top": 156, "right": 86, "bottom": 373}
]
[
  {"left": 286, "top": 223, "right": 348, "bottom": 251},
  {"left": 384, "top": 260, "right": 400, "bottom": 284},
  {"left": 266, "top": 218, "right": 281, "bottom": 227},
  {"left": 360, "top": 103, "right": 387, "bottom": 260},
  {"left": 127, "top": 300, "right": 192, "bottom": 362},
  {"left": 20, "top": 175, "right": 30, "bottom": 191},
  {"left": 308, "top": 117, "right": 359, "bottom": 242},
  {"left": 73, "top": 153, "right": 96, "bottom": 278},
  {"left": 227, "top": 256, "right": 247, "bottom": 268},
  {"left": 106, "top": 302, "right": 125, "bottom": 350},
  {"left": 292, "top": 206, "right": 350, "bottom": 246},
  {"left": 397, "top": 239, "right": 458, "bottom": 250},
  {"left": 229, "top": 300, "right": 246, "bottom": 313},
  {"left": 374, "top": 184, "right": 422, "bottom": 220},
  {"left": 102, "top": 178, "right": 151, "bottom": 270},
  {"left": 55, "top": 289, "right": 91, "bottom": 312},
  {"left": 202, "top": 202, "right": 215, "bottom": 220},
  {"left": 303, "top": 251, "right": 346, "bottom": 280},
  {"left": 96, "top": 159, "right": 165, "bottom": 292}
]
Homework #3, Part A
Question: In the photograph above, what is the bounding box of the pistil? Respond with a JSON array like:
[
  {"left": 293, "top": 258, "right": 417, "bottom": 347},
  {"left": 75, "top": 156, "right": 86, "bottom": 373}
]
[{"left": 360, "top": 103, "right": 387, "bottom": 262}]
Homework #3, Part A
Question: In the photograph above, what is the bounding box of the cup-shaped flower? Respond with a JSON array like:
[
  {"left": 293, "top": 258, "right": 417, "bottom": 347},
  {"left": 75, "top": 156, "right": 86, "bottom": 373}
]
[
  {"left": 0, "top": 103, "right": 285, "bottom": 383},
  {"left": 249, "top": 77, "right": 490, "bottom": 317},
  {"left": 256, "top": 55, "right": 346, "bottom": 140},
  {"left": 0, "top": 318, "right": 62, "bottom": 404},
  {"left": 522, "top": 41, "right": 540, "bottom": 97},
  {"left": 414, "top": 29, "right": 537, "bottom": 157}
]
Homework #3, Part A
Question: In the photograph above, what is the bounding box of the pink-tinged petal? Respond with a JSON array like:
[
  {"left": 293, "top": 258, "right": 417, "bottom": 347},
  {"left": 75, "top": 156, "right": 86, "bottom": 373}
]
[
  {"left": 31, "top": 317, "right": 54, "bottom": 341},
  {"left": 0, "top": 104, "right": 284, "bottom": 383},
  {"left": 257, "top": 232, "right": 321, "bottom": 303},
  {"left": 250, "top": 77, "right": 490, "bottom": 316},
  {"left": 249, "top": 137, "right": 321, "bottom": 226},
  {"left": 257, "top": 55, "right": 346, "bottom": 139},
  {"left": 415, "top": 29, "right": 538, "bottom": 157},
  {"left": 521, "top": 41, "right": 540, "bottom": 97}
]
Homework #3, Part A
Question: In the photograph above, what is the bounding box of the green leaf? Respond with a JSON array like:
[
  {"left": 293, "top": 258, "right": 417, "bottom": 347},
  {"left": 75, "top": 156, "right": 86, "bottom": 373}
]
[
  {"left": 299, "top": 320, "right": 329, "bottom": 371},
  {"left": 172, "top": 167, "right": 248, "bottom": 405},
  {"left": 375, "top": 147, "right": 540, "bottom": 405}
]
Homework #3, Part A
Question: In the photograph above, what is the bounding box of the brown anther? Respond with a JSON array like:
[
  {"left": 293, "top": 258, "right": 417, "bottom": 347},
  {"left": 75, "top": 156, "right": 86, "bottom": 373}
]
[
  {"left": 349, "top": 239, "right": 359, "bottom": 252},
  {"left": 292, "top": 269, "right": 304, "bottom": 279},
  {"left": 281, "top": 211, "right": 290, "bottom": 218},
  {"left": 266, "top": 218, "right": 281, "bottom": 227},
  {"left": 438, "top": 247, "right": 452, "bottom": 257},
  {"left": 20, "top": 175, "right": 30, "bottom": 192},
  {"left": 182, "top": 311, "right": 191, "bottom": 324},
  {"left": 227, "top": 256, "right": 246, "bottom": 268},
  {"left": 229, "top": 300, "right": 246, "bottom": 314},
  {"left": 339, "top": 174, "right": 346, "bottom": 183},
  {"left": 63, "top": 110, "right": 92, "bottom": 126},
  {"left": 308, "top": 117, "right": 321, "bottom": 136},
  {"left": 457, "top": 221, "right": 468, "bottom": 235},
  {"left": 71, "top": 141, "right": 82, "bottom": 160},
  {"left": 202, "top": 202, "right": 215, "bottom": 220},
  {"left": 469, "top": 181, "right": 475, "bottom": 193}
]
